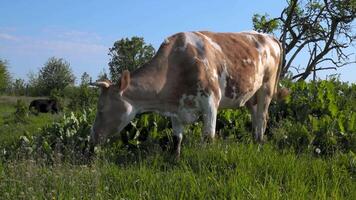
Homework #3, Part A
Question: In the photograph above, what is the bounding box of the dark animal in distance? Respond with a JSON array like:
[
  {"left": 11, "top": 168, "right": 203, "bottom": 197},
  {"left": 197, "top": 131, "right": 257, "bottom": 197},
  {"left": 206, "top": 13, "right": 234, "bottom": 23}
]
[{"left": 29, "top": 99, "right": 59, "bottom": 114}]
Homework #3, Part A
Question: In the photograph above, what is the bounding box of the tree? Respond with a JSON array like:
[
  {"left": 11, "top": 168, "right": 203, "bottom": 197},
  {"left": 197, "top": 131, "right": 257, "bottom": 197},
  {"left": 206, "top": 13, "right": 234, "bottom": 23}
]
[
  {"left": 80, "top": 72, "right": 91, "bottom": 86},
  {"left": 36, "top": 57, "right": 75, "bottom": 95},
  {"left": 0, "top": 59, "right": 11, "bottom": 94},
  {"left": 253, "top": 0, "right": 356, "bottom": 81},
  {"left": 11, "top": 78, "right": 27, "bottom": 96},
  {"left": 108, "top": 37, "right": 155, "bottom": 83},
  {"left": 27, "top": 71, "right": 41, "bottom": 96}
]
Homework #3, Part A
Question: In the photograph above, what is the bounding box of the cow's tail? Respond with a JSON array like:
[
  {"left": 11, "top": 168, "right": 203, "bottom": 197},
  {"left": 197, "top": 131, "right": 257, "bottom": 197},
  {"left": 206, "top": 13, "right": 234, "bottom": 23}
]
[{"left": 273, "top": 38, "right": 289, "bottom": 101}]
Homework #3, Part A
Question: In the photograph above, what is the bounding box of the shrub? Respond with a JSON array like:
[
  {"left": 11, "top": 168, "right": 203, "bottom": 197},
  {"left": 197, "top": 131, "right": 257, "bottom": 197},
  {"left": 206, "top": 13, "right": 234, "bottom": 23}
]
[
  {"left": 66, "top": 85, "right": 98, "bottom": 112},
  {"left": 269, "top": 79, "right": 356, "bottom": 156},
  {"left": 13, "top": 110, "right": 95, "bottom": 163},
  {"left": 4, "top": 99, "right": 29, "bottom": 124}
]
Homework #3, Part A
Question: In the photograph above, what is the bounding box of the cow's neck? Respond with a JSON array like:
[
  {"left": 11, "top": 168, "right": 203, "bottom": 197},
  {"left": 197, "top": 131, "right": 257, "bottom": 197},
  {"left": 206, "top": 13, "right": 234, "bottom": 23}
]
[{"left": 122, "top": 59, "right": 171, "bottom": 113}]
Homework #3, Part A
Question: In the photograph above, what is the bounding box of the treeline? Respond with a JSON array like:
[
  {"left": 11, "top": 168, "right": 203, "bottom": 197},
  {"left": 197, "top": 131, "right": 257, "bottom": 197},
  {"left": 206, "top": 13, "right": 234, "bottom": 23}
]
[
  {"left": 0, "top": 36, "right": 154, "bottom": 97},
  {"left": 0, "top": 57, "right": 102, "bottom": 97}
]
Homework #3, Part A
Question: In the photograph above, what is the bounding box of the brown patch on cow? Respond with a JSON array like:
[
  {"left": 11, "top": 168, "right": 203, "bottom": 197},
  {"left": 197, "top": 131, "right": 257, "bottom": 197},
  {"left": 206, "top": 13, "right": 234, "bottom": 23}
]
[{"left": 199, "top": 31, "right": 260, "bottom": 96}]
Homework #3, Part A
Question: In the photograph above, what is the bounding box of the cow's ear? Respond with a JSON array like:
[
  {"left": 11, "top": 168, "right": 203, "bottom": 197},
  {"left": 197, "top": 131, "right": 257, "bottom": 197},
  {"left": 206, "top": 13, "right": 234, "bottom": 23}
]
[{"left": 119, "top": 70, "right": 130, "bottom": 94}]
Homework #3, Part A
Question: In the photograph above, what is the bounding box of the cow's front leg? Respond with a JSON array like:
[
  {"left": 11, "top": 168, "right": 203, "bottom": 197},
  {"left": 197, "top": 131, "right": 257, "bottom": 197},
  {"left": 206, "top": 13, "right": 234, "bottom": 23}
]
[
  {"left": 171, "top": 117, "right": 184, "bottom": 158},
  {"left": 201, "top": 98, "right": 218, "bottom": 142}
]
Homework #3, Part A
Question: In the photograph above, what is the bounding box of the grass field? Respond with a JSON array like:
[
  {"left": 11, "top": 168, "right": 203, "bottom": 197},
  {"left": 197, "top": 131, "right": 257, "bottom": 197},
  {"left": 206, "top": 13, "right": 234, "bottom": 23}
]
[
  {"left": 1, "top": 142, "right": 355, "bottom": 199},
  {"left": 0, "top": 95, "right": 355, "bottom": 199},
  {"left": 0, "top": 96, "right": 61, "bottom": 148}
]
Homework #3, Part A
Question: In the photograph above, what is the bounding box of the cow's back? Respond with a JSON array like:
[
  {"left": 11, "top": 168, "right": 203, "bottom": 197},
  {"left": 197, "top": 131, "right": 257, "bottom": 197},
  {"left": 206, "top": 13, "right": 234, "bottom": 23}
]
[
  {"left": 128, "top": 31, "right": 282, "bottom": 113},
  {"left": 162, "top": 31, "right": 282, "bottom": 108}
]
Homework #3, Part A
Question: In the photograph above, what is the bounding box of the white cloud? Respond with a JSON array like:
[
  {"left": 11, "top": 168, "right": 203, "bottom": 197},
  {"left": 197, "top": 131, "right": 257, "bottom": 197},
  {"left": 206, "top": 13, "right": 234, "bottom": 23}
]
[
  {"left": 0, "top": 27, "right": 108, "bottom": 57},
  {"left": 0, "top": 33, "right": 19, "bottom": 41},
  {"left": 0, "top": 27, "right": 110, "bottom": 81}
]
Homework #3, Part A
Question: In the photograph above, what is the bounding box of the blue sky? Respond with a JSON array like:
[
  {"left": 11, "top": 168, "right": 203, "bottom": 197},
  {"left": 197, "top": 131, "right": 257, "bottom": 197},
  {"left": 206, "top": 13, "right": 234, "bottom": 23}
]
[{"left": 0, "top": 0, "right": 355, "bottom": 83}]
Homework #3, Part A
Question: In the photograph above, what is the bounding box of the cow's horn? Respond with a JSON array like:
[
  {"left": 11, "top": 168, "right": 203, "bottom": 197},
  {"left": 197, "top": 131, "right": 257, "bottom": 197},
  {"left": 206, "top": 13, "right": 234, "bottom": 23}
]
[{"left": 92, "top": 81, "right": 111, "bottom": 88}]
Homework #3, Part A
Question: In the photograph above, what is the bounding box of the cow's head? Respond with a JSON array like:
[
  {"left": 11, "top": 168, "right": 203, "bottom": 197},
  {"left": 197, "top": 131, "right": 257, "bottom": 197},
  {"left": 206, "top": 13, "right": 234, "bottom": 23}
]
[{"left": 90, "top": 70, "right": 136, "bottom": 146}]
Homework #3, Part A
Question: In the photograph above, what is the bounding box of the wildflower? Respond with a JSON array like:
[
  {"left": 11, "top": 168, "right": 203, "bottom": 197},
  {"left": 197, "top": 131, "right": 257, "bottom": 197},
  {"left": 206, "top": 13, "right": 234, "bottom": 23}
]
[{"left": 315, "top": 148, "right": 321, "bottom": 154}]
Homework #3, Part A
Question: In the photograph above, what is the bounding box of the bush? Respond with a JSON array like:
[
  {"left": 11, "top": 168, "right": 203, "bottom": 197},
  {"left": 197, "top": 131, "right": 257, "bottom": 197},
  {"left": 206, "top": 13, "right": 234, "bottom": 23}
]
[
  {"left": 66, "top": 85, "right": 98, "bottom": 112},
  {"left": 269, "top": 79, "right": 356, "bottom": 156},
  {"left": 272, "top": 120, "right": 313, "bottom": 153},
  {"left": 11, "top": 110, "right": 95, "bottom": 163},
  {"left": 4, "top": 99, "right": 29, "bottom": 124}
]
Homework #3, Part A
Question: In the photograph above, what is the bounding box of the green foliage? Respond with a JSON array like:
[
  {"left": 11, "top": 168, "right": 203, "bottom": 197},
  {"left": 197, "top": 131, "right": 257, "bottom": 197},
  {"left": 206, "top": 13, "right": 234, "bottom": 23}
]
[
  {"left": 253, "top": 0, "right": 356, "bottom": 80},
  {"left": 108, "top": 36, "right": 155, "bottom": 83},
  {"left": 10, "top": 78, "right": 27, "bottom": 96},
  {"left": 26, "top": 71, "right": 42, "bottom": 96},
  {"left": 269, "top": 79, "right": 356, "bottom": 155},
  {"left": 0, "top": 59, "right": 11, "bottom": 94},
  {"left": 11, "top": 110, "right": 96, "bottom": 163},
  {"left": 49, "top": 88, "right": 64, "bottom": 110},
  {"left": 97, "top": 68, "right": 109, "bottom": 81},
  {"left": 80, "top": 72, "right": 91, "bottom": 86},
  {"left": 32, "top": 57, "right": 76, "bottom": 96},
  {"left": 14, "top": 99, "right": 29, "bottom": 123},
  {"left": 66, "top": 85, "right": 98, "bottom": 112},
  {"left": 272, "top": 120, "right": 313, "bottom": 153},
  {"left": 217, "top": 108, "right": 251, "bottom": 141},
  {"left": 3, "top": 99, "right": 29, "bottom": 125},
  {"left": 0, "top": 79, "right": 355, "bottom": 198},
  {"left": 0, "top": 96, "right": 60, "bottom": 153},
  {"left": 252, "top": 14, "right": 280, "bottom": 33}
]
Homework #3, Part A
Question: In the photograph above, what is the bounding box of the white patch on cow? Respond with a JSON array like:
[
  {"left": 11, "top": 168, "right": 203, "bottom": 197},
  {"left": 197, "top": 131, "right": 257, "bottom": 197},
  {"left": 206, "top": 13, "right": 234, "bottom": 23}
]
[
  {"left": 252, "top": 54, "right": 265, "bottom": 94},
  {"left": 242, "top": 30, "right": 259, "bottom": 34},
  {"left": 116, "top": 100, "right": 137, "bottom": 133},
  {"left": 218, "top": 57, "right": 262, "bottom": 109},
  {"left": 163, "top": 38, "right": 170, "bottom": 44},
  {"left": 243, "top": 58, "right": 253, "bottom": 65},
  {"left": 249, "top": 77, "right": 254, "bottom": 85},
  {"left": 203, "top": 58, "right": 209, "bottom": 68},
  {"left": 159, "top": 111, "right": 177, "bottom": 118},
  {"left": 218, "top": 63, "right": 228, "bottom": 97},
  {"left": 211, "top": 68, "right": 218, "bottom": 79},
  {"left": 242, "top": 30, "right": 270, "bottom": 38},
  {"left": 200, "top": 92, "right": 217, "bottom": 138},
  {"left": 243, "top": 32, "right": 264, "bottom": 53},
  {"left": 181, "top": 32, "right": 205, "bottom": 53},
  {"left": 217, "top": 67, "right": 229, "bottom": 106},
  {"left": 196, "top": 32, "right": 222, "bottom": 53},
  {"left": 267, "top": 37, "right": 281, "bottom": 58}
]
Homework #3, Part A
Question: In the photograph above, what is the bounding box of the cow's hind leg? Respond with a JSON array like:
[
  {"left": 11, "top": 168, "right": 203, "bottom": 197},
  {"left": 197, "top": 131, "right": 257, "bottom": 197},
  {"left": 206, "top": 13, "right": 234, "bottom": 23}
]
[
  {"left": 246, "top": 97, "right": 257, "bottom": 138},
  {"left": 171, "top": 117, "right": 184, "bottom": 158},
  {"left": 254, "top": 85, "right": 273, "bottom": 142}
]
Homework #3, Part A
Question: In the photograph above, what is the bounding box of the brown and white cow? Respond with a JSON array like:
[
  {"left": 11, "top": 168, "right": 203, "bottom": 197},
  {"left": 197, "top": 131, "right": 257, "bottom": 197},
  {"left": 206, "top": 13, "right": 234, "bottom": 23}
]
[{"left": 91, "top": 31, "right": 283, "bottom": 157}]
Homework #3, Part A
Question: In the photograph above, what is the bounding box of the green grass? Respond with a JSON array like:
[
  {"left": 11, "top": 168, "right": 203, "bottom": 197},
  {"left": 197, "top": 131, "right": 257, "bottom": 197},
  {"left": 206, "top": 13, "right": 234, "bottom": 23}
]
[
  {"left": 0, "top": 142, "right": 355, "bottom": 199},
  {"left": 0, "top": 95, "right": 355, "bottom": 199},
  {"left": 0, "top": 95, "right": 61, "bottom": 148}
]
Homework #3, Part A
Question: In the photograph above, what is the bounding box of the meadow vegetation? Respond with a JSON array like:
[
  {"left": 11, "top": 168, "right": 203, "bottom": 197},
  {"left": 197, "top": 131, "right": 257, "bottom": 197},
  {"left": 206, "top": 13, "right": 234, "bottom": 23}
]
[{"left": 0, "top": 79, "right": 355, "bottom": 199}]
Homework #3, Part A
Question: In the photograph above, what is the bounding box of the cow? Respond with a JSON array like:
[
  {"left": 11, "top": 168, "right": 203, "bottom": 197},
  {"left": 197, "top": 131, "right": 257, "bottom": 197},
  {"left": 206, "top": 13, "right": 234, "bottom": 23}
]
[
  {"left": 90, "top": 31, "right": 284, "bottom": 157},
  {"left": 29, "top": 99, "right": 60, "bottom": 114}
]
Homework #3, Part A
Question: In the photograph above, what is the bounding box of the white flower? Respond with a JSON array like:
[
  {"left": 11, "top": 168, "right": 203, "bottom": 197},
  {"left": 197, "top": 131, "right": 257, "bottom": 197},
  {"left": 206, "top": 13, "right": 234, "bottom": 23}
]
[{"left": 315, "top": 148, "right": 321, "bottom": 154}]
